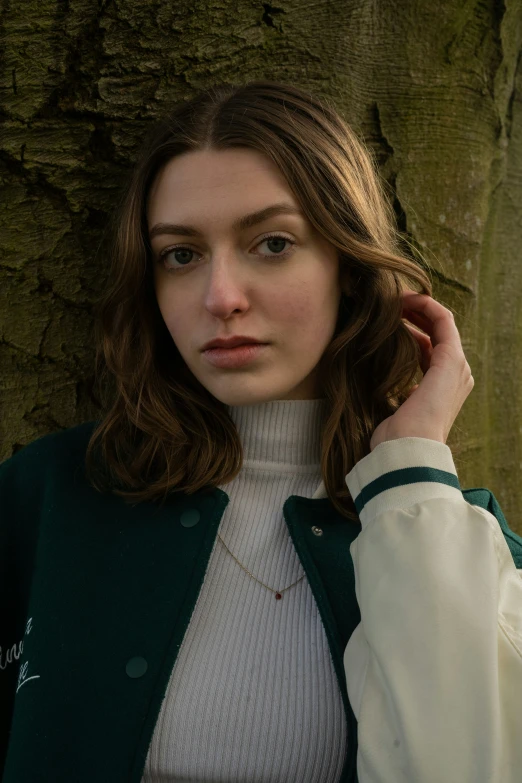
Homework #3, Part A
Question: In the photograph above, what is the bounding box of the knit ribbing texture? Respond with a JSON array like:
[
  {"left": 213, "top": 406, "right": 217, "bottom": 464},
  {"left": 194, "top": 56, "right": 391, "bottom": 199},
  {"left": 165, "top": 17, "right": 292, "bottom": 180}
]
[{"left": 141, "top": 398, "right": 348, "bottom": 783}]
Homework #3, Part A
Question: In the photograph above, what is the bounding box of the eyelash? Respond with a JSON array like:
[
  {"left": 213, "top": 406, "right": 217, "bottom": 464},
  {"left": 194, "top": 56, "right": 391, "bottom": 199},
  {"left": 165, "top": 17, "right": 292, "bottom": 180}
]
[{"left": 158, "top": 233, "right": 296, "bottom": 272}]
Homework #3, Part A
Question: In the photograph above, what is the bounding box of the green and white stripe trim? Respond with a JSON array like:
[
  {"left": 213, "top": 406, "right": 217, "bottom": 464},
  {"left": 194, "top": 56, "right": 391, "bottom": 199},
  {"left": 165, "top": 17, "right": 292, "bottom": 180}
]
[
  {"left": 352, "top": 466, "right": 462, "bottom": 515},
  {"left": 345, "top": 436, "right": 464, "bottom": 527}
]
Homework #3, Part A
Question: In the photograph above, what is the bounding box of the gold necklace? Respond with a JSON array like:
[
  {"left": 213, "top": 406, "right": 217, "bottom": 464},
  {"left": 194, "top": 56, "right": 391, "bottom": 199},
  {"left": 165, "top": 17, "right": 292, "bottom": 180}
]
[{"left": 217, "top": 533, "right": 306, "bottom": 600}]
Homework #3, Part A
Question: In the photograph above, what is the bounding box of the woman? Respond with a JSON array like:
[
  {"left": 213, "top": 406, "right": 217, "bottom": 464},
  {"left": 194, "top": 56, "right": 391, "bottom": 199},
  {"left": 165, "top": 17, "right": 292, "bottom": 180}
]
[{"left": 1, "top": 80, "right": 521, "bottom": 783}]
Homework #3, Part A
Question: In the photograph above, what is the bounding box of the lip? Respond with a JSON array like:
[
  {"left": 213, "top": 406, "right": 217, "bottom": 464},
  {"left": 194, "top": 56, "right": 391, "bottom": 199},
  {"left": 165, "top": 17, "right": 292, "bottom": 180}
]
[
  {"left": 201, "top": 336, "right": 264, "bottom": 351},
  {"left": 202, "top": 343, "right": 268, "bottom": 369}
]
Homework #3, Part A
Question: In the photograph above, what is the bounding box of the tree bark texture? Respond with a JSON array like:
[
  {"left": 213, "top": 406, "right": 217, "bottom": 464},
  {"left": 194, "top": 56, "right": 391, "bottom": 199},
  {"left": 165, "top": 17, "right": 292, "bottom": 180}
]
[{"left": 1, "top": 0, "right": 521, "bottom": 532}]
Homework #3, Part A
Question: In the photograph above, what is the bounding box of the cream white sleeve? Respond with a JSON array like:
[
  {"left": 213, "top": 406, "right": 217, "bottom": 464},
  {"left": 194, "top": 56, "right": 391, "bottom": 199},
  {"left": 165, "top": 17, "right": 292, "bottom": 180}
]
[{"left": 343, "top": 437, "right": 522, "bottom": 783}]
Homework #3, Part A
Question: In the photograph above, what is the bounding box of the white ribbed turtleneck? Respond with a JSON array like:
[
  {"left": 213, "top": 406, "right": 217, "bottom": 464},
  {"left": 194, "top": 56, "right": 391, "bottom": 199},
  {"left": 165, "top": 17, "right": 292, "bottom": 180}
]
[{"left": 142, "top": 399, "right": 348, "bottom": 783}]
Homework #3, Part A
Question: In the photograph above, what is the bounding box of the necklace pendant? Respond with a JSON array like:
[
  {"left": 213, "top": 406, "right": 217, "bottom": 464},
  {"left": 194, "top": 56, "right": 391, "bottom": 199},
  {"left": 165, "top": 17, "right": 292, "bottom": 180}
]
[{"left": 275, "top": 592, "right": 282, "bottom": 600}]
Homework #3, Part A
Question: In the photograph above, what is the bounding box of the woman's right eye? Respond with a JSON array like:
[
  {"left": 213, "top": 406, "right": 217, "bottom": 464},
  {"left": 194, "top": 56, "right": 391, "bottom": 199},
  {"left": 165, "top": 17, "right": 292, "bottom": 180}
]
[{"left": 160, "top": 247, "right": 196, "bottom": 269}]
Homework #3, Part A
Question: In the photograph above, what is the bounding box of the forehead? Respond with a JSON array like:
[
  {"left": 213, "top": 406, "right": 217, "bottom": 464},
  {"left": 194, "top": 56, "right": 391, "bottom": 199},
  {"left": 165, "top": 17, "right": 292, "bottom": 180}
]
[{"left": 146, "top": 148, "right": 297, "bottom": 224}]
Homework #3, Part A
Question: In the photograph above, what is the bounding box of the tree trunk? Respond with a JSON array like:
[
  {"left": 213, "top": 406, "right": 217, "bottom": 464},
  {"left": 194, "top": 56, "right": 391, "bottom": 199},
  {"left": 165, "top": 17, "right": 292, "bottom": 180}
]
[{"left": 1, "top": 0, "right": 521, "bottom": 532}]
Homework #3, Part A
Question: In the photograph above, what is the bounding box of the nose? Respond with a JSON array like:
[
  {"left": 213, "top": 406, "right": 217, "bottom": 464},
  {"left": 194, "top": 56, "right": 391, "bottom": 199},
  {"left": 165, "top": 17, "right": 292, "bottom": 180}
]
[{"left": 201, "top": 256, "right": 253, "bottom": 317}]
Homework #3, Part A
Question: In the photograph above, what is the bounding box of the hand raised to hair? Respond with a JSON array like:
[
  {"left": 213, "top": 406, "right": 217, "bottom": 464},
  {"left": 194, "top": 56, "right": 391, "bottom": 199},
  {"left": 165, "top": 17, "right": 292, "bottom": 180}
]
[{"left": 369, "top": 292, "right": 474, "bottom": 452}]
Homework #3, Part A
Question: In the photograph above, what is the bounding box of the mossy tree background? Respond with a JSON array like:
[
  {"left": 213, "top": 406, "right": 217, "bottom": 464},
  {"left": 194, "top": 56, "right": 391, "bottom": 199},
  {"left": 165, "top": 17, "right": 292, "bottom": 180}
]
[{"left": 1, "top": 0, "right": 521, "bottom": 532}]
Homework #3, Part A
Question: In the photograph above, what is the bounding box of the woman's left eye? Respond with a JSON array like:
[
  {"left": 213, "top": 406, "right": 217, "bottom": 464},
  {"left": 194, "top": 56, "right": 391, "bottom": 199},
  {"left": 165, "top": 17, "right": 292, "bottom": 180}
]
[{"left": 258, "top": 234, "right": 295, "bottom": 256}]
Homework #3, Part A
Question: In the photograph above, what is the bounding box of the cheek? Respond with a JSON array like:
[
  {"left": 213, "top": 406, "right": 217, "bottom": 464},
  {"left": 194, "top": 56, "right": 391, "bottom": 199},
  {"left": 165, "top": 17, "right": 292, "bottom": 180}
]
[
  {"left": 287, "top": 287, "right": 340, "bottom": 345},
  {"left": 154, "top": 282, "right": 184, "bottom": 338},
  {"left": 274, "top": 288, "right": 327, "bottom": 332},
  {"left": 269, "top": 284, "right": 314, "bottom": 322}
]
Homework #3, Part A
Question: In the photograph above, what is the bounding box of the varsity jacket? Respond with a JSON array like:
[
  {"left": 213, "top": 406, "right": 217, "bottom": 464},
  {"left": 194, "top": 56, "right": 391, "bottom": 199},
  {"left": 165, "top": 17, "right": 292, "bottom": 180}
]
[{"left": 1, "top": 421, "right": 521, "bottom": 783}]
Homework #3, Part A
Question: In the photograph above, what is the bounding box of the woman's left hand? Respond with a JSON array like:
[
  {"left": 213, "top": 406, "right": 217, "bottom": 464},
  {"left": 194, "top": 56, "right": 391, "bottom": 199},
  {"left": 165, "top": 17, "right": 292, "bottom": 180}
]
[{"left": 369, "top": 292, "right": 475, "bottom": 451}]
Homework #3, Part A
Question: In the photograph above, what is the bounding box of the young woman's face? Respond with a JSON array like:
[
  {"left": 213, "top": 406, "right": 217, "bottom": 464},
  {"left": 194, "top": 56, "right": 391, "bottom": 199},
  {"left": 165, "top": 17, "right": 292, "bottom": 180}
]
[{"left": 147, "top": 147, "right": 342, "bottom": 405}]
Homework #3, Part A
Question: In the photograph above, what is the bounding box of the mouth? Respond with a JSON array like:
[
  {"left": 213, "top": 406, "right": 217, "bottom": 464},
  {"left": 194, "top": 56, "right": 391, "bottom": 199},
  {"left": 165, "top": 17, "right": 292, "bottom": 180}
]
[
  {"left": 202, "top": 342, "right": 269, "bottom": 368},
  {"left": 202, "top": 340, "right": 264, "bottom": 351}
]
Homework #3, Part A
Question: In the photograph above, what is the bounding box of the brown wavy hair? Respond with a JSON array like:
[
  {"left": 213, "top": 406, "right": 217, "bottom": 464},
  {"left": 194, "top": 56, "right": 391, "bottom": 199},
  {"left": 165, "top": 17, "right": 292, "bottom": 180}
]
[{"left": 85, "top": 79, "right": 434, "bottom": 525}]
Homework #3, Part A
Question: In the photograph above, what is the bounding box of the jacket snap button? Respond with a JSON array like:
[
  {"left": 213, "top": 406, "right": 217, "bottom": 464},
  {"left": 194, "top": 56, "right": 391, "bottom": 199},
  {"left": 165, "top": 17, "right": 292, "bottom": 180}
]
[
  {"left": 311, "top": 526, "right": 323, "bottom": 536},
  {"left": 180, "top": 509, "right": 201, "bottom": 528},
  {"left": 126, "top": 656, "right": 148, "bottom": 678}
]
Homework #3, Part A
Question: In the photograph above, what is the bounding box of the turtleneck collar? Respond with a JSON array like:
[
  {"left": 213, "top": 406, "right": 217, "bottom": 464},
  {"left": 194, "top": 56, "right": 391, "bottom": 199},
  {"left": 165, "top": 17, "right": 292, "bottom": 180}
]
[{"left": 225, "top": 398, "right": 328, "bottom": 468}]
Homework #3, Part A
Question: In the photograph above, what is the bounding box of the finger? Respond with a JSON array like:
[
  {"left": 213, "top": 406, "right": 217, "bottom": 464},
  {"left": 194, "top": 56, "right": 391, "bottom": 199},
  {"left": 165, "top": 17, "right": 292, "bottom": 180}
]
[
  {"left": 402, "top": 294, "right": 461, "bottom": 351},
  {"left": 402, "top": 310, "right": 431, "bottom": 335},
  {"left": 403, "top": 322, "right": 432, "bottom": 374},
  {"left": 403, "top": 319, "right": 432, "bottom": 342}
]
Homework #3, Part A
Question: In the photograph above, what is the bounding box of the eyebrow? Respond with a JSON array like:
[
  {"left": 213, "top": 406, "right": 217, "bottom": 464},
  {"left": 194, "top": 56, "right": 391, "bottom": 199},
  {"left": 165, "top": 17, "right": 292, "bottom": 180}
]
[{"left": 148, "top": 203, "right": 304, "bottom": 240}]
